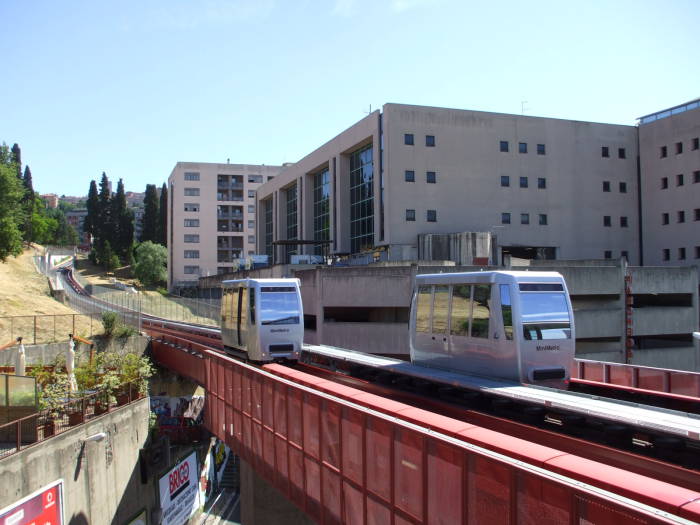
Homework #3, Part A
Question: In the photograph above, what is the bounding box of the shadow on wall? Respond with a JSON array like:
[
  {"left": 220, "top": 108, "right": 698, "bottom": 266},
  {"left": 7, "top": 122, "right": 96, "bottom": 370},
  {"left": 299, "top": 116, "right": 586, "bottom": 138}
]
[{"left": 69, "top": 512, "right": 89, "bottom": 525}]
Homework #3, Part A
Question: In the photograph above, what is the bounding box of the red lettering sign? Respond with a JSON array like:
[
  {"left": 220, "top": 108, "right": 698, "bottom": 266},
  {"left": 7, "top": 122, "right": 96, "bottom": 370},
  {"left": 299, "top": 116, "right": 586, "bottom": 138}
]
[{"left": 169, "top": 462, "right": 190, "bottom": 496}]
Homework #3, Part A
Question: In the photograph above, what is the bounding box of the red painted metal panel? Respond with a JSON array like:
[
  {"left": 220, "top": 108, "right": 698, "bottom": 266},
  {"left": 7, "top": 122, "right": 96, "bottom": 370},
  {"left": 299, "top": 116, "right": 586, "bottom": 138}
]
[
  {"left": 679, "top": 499, "right": 700, "bottom": 522},
  {"left": 274, "top": 434, "right": 289, "bottom": 495},
  {"left": 303, "top": 392, "right": 321, "bottom": 460},
  {"left": 321, "top": 399, "right": 341, "bottom": 470},
  {"left": 394, "top": 427, "right": 424, "bottom": 521},
  {"left": 304, "top": 456, "right": 322, "bottom": 522},
  {"left": 577, "top": 360, "right": 605, "bottom": 382},
  {"left": 288, "top": 388, "right": 303, "bottom": 447},
  {"left": 365, "top": 415, "right": 393, "bottom": 504},
  {"left": 273, "top": 381, "right": 288, "bottom": 438},
  {"left": 322, "top": 465, "right": 342, "bottom": 525},
  {"left": 515, "top": 475, "right": 570, "bottom": 525},
  {"left": 366, "top": 495, "right": 392, "bottom": 525},
  {"left": 341, "top": 407, "right": 364, "bottom": 487},
  {"left": 637, "top": 368, "right": 666, "bottom": 392},
  {"left": 262, "top": 375, "right": 275, "bottom": 429},
  {"left": 262, "top": 426, "right": 275, "bottom": 481},
  {"left": 468, "top": 456, "right": 511, "bottom": 525},
  {"left": 426, "top": 441, "right": 463, "bottom": 525},
  {"left": 288, "top": 444, "right": 305, "bottom": 509},
  {"left": 575, "top": 494, "right": 654, "bottom": 525},
  {"left": 609, "top": 363, "right": 635, "bottom": 387},
  {"left": 670, "top": 371, "right": 700, "bottom": 397},
  {"left": 342, "top": 480, "right": 364, "bottom": 525},
  {"left": 251, "top": 374, "right": 263, "bottom": 422},
  {"left": 459, "top": 427, "right": 564, "bottom": 467}
]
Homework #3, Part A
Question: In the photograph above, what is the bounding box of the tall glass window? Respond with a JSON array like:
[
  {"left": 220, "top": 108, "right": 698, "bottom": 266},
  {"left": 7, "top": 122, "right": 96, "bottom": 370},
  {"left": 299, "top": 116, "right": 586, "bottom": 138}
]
[
  {"left": 349, "top": 144, "right": 374, "bottom": 253},
  {"left": 264, "top": 198, "right": 273, "bottom": 259},
  {"left": 313, "top": 168, "right": 330, "bottom": 255},
  {"left": 285, "top": 184, "right": 298, "bottom": 262}
]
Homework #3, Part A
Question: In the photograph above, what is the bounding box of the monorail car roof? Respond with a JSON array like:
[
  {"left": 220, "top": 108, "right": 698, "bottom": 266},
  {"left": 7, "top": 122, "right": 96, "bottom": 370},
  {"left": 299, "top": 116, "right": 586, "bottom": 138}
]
[
  {"left": 221, "top": 277, "right": 301, "bottom": 288},
  {"left": 415, "top": 270, "right": 565, "bottom": 285}
]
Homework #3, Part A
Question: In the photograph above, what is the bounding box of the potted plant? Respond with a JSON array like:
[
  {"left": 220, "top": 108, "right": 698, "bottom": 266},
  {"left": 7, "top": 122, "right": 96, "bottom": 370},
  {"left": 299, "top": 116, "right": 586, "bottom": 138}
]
[
  {"left": 98, "top": 370, "right": 122, "bottom": 407},
  {"left": 38, "top": 376, "right": 69, "bottom": 438}
]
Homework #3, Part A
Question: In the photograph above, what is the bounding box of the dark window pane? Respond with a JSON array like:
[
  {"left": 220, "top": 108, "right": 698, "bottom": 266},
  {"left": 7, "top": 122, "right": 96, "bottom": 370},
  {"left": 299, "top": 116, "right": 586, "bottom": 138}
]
[
  {"left": 537, "top": 144, "right": 545, "bottom": 155},
  {"left": 501, "top": 213, "right": 511, "bottom": 224},
  {"left": 601, "top": 146, "right": 609, "bottom": 158},
  {"left": 538, "top": 177, "right": 546, "bottom": 189},
  {"left": 500, "top": 141, "right": 509, "bottom": 152},
  {"left": 404, "top": 133, "right": 414, "bottom": 145},
  {"left": 618, "top": 148, "right": 626, "bottom": 159},
  {"left": 521, "top": 213, "right": 529, "bottom": 225},
  {"left": 425, "top": 135, "right": 435, "bottom": 147},
  {"left": 619, "top": 182, "right": 627, "bottom": 193},
  {"left": 520, "top": 176, "right": 528, "bottom": 188},
  {"left": 519, "top": 142, "right": 527, "bottom": 154},
  {"left": 603, "top": 181, "right": 610, "bottom": 192},
  {"left": 405, "top": 170, "right": 415, "bottom": 182},
  {"left": 427, "top": 209, "right": 437, "bottom": 222},
  {"left": 603, "top": 216, "right": 611, "bottom": 227},
  {"left": 501, "top": 175, "right": 510, "bottom": 187},
  {"left": 604, "top": 251, "right": 612, "bottom": 259},
  {"left": 426, "top": 171, "right": 436, "bottom": 184},
  {"left": 539, "top": 214, "right": 547, "bottom": 225},
  {"left": 405, "top": 209, "right": 415, "bottom": 221}
]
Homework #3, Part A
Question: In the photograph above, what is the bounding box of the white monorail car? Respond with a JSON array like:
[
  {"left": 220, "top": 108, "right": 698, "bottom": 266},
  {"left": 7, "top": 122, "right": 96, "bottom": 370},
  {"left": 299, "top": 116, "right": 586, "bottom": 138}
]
[
  {"left": 221, "top": 278, "right": 303, "bottom": 362},
  {"left": 410, "top": 271, "right": 575, "bottom": 388}
]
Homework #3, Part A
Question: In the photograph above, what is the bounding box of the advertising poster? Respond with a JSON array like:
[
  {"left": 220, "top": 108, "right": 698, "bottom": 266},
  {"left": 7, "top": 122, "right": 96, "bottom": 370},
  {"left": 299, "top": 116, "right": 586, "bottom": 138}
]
[
  {"left": 0, "top": 480, "right": 64, "bottom": 525},
  {"left": 159, "top": 452, "right": 200, "bottom": 525}
]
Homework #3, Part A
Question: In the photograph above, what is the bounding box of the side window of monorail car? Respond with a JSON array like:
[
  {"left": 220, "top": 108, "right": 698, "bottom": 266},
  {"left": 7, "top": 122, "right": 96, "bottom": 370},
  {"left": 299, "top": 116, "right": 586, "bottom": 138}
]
[
  {"left": 518, "top": 283, "right": 571, "bottom": 340},
  {"left": 250, "top": 286, "right": 256, "bottom": 324},
  {"left": 229, "top": 287, "right": 240, "bottom": 343},
  {"left": 432, "top": 286, "right": 449, "bottom": 334},
  {"left": 260, "top": 287, "right": 301, "bottom": 325},
  {"left": 221, "top": 288, "right": 231, "bottom": 325},
  {"left": 239, "top": 287, "right": 248, "bottom": 345},
  {"left": 415, "top": 286, "right": 432, "bottom": 333},
  {"left": 499, "top": 285, "right": 513, "bottom": 340},
  {"left": 471, "top": 284, "right": 490, "bottom": 338},
  {"left": 450, "top": 285, "right": 472, "bottom": 336}
]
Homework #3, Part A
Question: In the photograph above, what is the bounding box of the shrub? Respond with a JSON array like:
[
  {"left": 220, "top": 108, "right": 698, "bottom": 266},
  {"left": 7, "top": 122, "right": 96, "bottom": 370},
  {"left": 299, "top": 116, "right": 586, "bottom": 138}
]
[{"left": 101, "top": 311, "right": 118, "bottom": 337}]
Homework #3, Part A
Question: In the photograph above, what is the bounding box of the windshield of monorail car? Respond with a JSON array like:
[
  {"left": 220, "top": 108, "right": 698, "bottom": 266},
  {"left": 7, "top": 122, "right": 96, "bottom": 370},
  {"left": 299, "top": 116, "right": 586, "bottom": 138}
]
[
  {"left": 519, "top": 292, "right": 571, "bottom": 340},
  {"left": 260, "top": 288, "right": 300, "bottom": 325}
]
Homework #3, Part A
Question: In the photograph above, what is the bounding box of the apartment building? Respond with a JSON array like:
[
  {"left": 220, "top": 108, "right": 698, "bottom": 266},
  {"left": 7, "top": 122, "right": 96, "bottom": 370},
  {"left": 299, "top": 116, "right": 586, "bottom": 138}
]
[
  {"left": 256, "top": 103, "right": 640, "bottom": 265},
  {"left": 167, "top": 162, "right": 282, "bottom": 287},
  {"left": 639, "top": 99, "right": 700, "bottom": 268}
]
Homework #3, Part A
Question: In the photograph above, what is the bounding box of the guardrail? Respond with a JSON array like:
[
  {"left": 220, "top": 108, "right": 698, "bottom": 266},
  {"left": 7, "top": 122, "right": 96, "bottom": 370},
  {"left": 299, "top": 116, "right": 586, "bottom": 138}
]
[
  {"left": 0, "top": 313, "right": 104, "bottom": 345},
  {"left": 0, "top": 381, "right": 143, "bottom": 460}
]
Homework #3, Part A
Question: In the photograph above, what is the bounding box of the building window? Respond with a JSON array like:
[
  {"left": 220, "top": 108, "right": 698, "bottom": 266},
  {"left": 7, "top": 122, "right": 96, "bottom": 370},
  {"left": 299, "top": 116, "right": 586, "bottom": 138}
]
[
  {"left": 405, "top": 170, "right": 415, "bottom": 182},
  {"left": 661, "top": 177, "right": 668, "bottom": 189},
  {"left": 285, "top": 184, "right": 298, "bottom": 261},
  {"left": 696, "top": 246, "right": 700, "bottom": 259},
  {"left": 313, "top": 168, "right": 330, "bottom": 255},
  {"left": 404, "top": 134, "right": 414, "bottom": 145},
  {"left": 621, "top": 250, "right": 628, "bottom": 259},
  {"left": 604, "top": 250, "right": 612, "bottom": 259},
  {"left": 692, "top": 138, "right": 699, "bottom": 150},
  {"left": 678, "top": 210, "right": 685, "bottom": 223},
  {"left": 425, "top": 135, "right": 435, "bottom": 147},
  {"left": 537, "top": 144, "right": 545, "bottom": 155},
  {"left": 248, "top": 235, "right": 255, "bottom": 244},
  {"left": 519, "top": 176, "right": 528, "bottom": 188},
  {"left": 679, "top": 247, "right": 686, "bottom": 260},
  {"left": 660, "top": 146, "right": 667, "bottom": 158},
  {"left": 184, "top": 234, "right": 199, "bottom": 243},
  {"left": 184, "top": 250, "right": 199, "bottom": 259},
  {"left": 618, "top": 148, "right": 626, "bottom": 159},
  {"left": 349, "top": 144, "right": 374, "bottom": 253},
  {"left": 501, "top": 212, "right": 511, "bottom": 224},
  {"left": 184, "top": 219, "right": 200, "bottom": 227},
  {"left": 248, "top": 220, "right": 255, "bottom": 229},
  {"left": 248, "top": 190, "right": 256, "bottom": 198},
  {"left": 521, "top": 213, "right": 529, "bottom": 225},
  {"left": 267, "top": 175, "right": 275, "bottom": 181},
  {"left": 537, "top": 177, "right": 546, "bottom": 189},
  {"left": 619, "top": 182, "right": 627, "bottom": 193},
  {"left": 427, "top": 209, "right": 437, "bottom": 222},
  {"left": 603, "top": 181, "right": 611, "bottom": 192},
  {"left": 620, "top": 216, "right": 628, "bottom": 227},
  {"left": 501, "top": 175, "right": 510, "bottom": 187},
  {"left": 695, "top": 208, "right": 700, "bottom": 221},
  {"left": 264, "top": 198, "right": 273, "bottom": 259},
  {"left": 184, "top": 172, "right": 200, "bottom": 181},
  {"left": 694, "top": 171, "right": 700, "bottom": 183},
  {"left": 183, "top": 265, "right": 200, "bottom": 275},
  {"left": 662, "top": 213, "right": 669, "bottom": 225},
  {"left": 248, "top": 205, "right": 255, "bottom": 213},
  {"left": 184, "top": 203, "right": 200, "bottom": 212},
  {"left": 426, "top": 171, "right": 436, "bottom": 184},
  {"left": 248, "top": 175, "right": 263, "bottom": 183},
  {"left": 676, "top": 142, "right": 683, "bottom": 154},
  {"left": 677, "top": 174, "right": 684, "bottom": 186},
  {"left": 519, "top": 142, "right": 527, "bottom": 154},
  {"left": 406, "top": 209, "right": 415, "bottom": 221},
  {"left": 539, "top": 214, "right": 547, "bottom": 225},
  {"left": 662, "top": 248, "right": 670, "bottom": 261},
  {"left": 184, "top": 187, "right": 200, "bottom": 196},
  {"left": 500, "top": 141, "right": 509, "bottom": 152},
  {"left": 601, "top": 146, "right": 609, "bottom": 158},
  {"left": 603, "top": 216, "right": 611, "bottom": 227}
]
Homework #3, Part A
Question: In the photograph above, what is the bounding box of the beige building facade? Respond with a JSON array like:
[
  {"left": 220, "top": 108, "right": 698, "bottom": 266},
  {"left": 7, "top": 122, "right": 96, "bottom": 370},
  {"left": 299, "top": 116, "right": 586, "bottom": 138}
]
[
  {"left": 639, "top": 99, "right": 700, "bottom": 268},
  {"left": 167, "top": 162, "right": 282, "bottom": 288},
  {"left": 256, "top": 103, "right": 640, "bottom": 265}
]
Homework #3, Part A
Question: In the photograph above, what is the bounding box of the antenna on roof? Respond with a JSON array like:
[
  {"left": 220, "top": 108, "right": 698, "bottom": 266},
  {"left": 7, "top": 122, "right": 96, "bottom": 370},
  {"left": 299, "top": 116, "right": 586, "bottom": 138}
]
[
  {"left": 521, "top": 99, "right": 530, "bottom": 114},
  {"left": 365, "top": 104, "right": 372, "bottom": 115},
  {"left": 227, "top": 158, "right": 230, "bottom": 164}
]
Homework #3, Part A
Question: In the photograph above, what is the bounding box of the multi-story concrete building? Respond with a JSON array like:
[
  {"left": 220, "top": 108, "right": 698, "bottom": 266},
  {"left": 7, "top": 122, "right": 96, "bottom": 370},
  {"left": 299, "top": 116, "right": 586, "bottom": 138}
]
[
  {"left": 167, "top": 162, "right": 282, "bottom": 288},
  {"left": 256, "top": 104, "right": 640, "bottom": 265},
  {"left": 639, "top": 99, "right": 700, "bottom": 268}
]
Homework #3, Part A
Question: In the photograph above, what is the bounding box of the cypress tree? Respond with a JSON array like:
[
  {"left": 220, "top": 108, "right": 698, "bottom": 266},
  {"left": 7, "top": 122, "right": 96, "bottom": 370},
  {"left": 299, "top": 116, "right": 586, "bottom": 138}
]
[
  {"left": 158, "top": 182, "right": 168, "bottom": 247},
  {"left": 85, "top": 180, "right": 99, "bottom": 238},
  {"left": 0, "top": 143, "right": 24, "bottom": 260},
  {"left": 11, "top": 144, "right": 21, "bottom": 179},
  {"left": 111, "top": 179, "right": 134, "bottom": 260},
  {"left": 141, "top": 184, "right": 159, "bottom": 243},
  {"left": 21, "top": 165, "right": 34, "bottom": 241},
  {"left": 96, "top": 172, "right": 112, "bottom": 252}
]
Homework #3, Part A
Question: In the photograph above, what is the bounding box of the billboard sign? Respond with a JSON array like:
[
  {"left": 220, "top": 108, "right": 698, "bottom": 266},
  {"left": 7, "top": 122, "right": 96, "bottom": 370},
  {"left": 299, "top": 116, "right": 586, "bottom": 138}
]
[
  {"left": 0, "top": 480, "right": 64, "bottom": 525},
  {"left": 159, "top": 452, "right": 199, "bottom": 525}
]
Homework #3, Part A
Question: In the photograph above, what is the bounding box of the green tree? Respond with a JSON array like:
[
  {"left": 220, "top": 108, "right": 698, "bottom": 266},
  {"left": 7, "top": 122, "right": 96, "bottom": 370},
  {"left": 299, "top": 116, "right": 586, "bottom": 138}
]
[
  {"left": 111, "top": 179, "right": 134, "bottom": 260},
  {"left": 84, "top": 179, "right": 98, "bottom": 237},
  {"left": 10, "top": 143, "right": 21, "bottom": 179},
  {"left": 141, "top": 184, "right": 158, "bottom": 243},
  {"left": 21, "top": 165, "right": 34, "bottom": 241},
  {"left": 0, "top": 143, "right": 24, "bottom": 261},
  {"left": 134, "top": 241, "right": 167, "bottom": 286},
  {"left": 48, "top": 208, "right": 79, "bottom": 246},
  {"left": 158, "top": 182, "right": 168, "bottom": 246}
]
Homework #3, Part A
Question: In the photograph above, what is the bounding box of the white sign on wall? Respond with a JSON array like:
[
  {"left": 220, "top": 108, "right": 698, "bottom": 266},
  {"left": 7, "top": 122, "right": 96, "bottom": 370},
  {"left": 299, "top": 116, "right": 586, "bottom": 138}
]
[{"left": 159, "top": 452, "right": 200, "bottom": 525}]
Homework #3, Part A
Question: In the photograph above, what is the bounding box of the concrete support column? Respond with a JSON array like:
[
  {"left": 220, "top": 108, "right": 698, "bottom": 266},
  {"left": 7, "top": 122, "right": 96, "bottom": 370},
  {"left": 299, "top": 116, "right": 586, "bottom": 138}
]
[{"left": 239, "top": 459, "right": 313, "bottom": 525}]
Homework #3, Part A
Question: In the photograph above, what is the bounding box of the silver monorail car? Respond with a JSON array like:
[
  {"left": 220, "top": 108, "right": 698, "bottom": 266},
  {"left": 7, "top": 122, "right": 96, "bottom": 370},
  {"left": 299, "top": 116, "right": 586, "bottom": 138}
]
[
  {"left": 221, "top": 278, "right": 303, "bottom": 362},
  {"left": 409, "top": 271, "right": 575, "bottom": 388}
]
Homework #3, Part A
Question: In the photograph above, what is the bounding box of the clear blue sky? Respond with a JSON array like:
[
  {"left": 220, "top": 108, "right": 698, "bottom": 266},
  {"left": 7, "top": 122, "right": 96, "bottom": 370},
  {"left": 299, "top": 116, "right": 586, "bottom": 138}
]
[{"left": 2, "top": 0, "right": 698, "bottom": 197}]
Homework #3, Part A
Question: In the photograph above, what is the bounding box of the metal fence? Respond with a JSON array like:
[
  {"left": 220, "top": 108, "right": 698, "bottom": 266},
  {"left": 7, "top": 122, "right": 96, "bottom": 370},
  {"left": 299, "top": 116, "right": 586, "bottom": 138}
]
[
  {"left": 0, "top": 313, "right": 104, "bottom": 344},
  {"left": 0, "top": 381, "right": 143, "bottom": 460}
]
